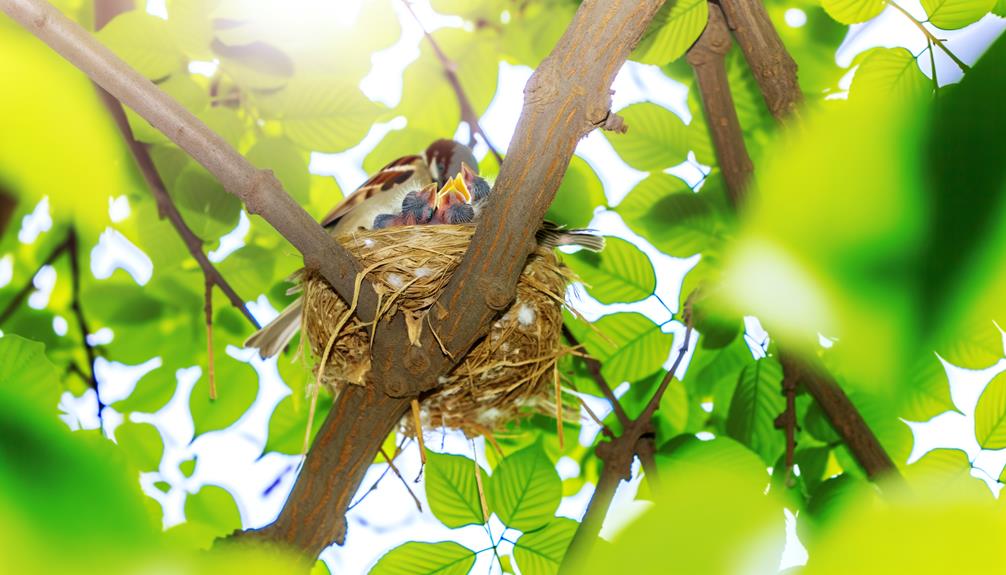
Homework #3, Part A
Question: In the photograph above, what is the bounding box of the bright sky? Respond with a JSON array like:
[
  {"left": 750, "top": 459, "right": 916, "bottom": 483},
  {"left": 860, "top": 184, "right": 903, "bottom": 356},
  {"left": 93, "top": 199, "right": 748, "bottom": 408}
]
[{"left": 2, "top": 1, "right": 1004, "bottom": 573}]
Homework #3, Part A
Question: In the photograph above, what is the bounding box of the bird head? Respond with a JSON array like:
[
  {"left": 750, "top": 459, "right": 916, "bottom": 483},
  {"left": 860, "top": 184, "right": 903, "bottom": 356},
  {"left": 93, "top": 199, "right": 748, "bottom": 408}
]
[
  {"left": 461, "top": 162, "right": 492, "bottom": 203},
  {"left": 401, "top": 183, "right": 440, "bottom": 224},
  {"left": 425, "top": 139, "right": 478, "bottom": 189}
]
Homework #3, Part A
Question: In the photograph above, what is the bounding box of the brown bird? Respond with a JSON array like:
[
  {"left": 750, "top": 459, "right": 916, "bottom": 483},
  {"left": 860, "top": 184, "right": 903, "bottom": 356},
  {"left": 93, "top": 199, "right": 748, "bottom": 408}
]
[{"left": 246, "top": 140, "right": 477, "bottom": 358}]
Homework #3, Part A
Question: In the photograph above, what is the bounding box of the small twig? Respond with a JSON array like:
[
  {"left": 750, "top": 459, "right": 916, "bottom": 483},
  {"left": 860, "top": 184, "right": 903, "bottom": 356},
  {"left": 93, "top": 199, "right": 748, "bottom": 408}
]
[
  {"left": 554, "top": 366, "right": 564, "bottom": 449},
  {"left": 0, "top": 190, "right": 15, "bottom": 239},
  {"left": 400, "top": 0, "right": 503, "bottom": 164},
  {"left": 472, "top": 440, "right": 490, "bottom": 522},
  {"left": 380, "top": 446, "right": 422, "bottom": 511},
  {"left": 578, "top": 396, "right": 614, "bottom": 439},
  {"left": 411, "top": 399, "right": 427, "bottom": 468},
  {"left": 926, "top": 40, "right": 939, "bottom": 95},
  {"left": 66, "top": 228, "right": 105, "bottom": 418},
  {"left": 204, "top": 276, "right": 217, "bottom": 401},
  {"left": 0, "top": 235, "right": 71, "bottom": 327},
  {"left": 774, "top": 364, "right": 799, "bottom": 487},
  {"left": 887, "top": 0, "right": 970, "bottom": 74},
  {"left": 348, "top": 438, "right": 409, "bottom": 511},
  {"left": 561, "top": 324, "right": 630, "bottom": 427}
]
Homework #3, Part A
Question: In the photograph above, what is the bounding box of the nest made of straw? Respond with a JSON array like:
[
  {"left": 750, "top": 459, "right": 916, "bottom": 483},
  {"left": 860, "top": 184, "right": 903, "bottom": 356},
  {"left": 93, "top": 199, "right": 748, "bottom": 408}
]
[{"left": 296, "top": 224, "right": 578, "bottom": 436}]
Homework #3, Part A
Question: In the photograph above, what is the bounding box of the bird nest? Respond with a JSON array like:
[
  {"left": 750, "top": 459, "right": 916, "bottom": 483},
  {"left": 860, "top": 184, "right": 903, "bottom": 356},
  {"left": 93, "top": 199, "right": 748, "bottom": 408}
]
[{"left": 296, "top": 224, "right": 577, "bottom": 436}]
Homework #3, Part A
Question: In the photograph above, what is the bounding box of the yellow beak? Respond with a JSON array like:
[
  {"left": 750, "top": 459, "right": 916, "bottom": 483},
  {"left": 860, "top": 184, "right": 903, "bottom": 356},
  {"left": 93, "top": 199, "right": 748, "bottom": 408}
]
[{"left": 437, "top": 174, "right": 472, "bottom": 203}]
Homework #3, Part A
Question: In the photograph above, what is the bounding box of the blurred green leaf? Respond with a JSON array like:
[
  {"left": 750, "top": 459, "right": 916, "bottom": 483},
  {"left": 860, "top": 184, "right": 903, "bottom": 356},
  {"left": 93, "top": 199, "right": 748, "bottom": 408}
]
[
  {"left": 166, "top": 0, "right": 221, "bottom": 60},
  {"left": 257, "top": 79, "right": 382, "bottom": 153},
  {"left": 546, "top": 156, "right": 605, "bottom": 229},
  {"left": 189, "top": 355, "right": 258, "bottom": 437},
  {"left": 606, "top": 103, "right": 689, "bottom": 171},
  {"left": 580, "top": 312, "right": 675, "bottom": 384},
  {"left": 850, "top": 47, "right": 928, "bottom": 102},
  {"left": 905, "top": 448, "right": 988, "bottom": 498},
  {"left": 565, "top": 237, "right": 655, "bottom": 304},
  {"left": 488, "top": 443, "right": 561, "bottom": 532},
  {"left": 974, "top": 371, "right": 1006, "bottom": 449},
  {"left": 631, "top": 0, "right": 708, "bottom": 65},
  {"left": 180, "top": 456, "right": 197, "bottom": 478},
  {"left": 658, "top": 435, "right": 768, "bottom": 492},
  {"left": 0, "top": 335, "right": 60, "bottom": 411},
  {"left": 616, "top": 174, "right": 717, "bottom": 257},
  {"left": 114, "top": 421, "right": 164, "bottom": 473},
  {"left": 921, "top": 0, "right": 996, "bottom": 29},
  {"left": 431, "top": 0, "right": 504, "bottom": 21},
  {"left": 994, "top": 0, "right": 1006, "bottom": 15},
  {"left": 198, "top": 107, "right": 246, "bottom": 150},
  {"left": 96, "top": 10, "right": 182, "bottom": 79},
  {"left": 264, "top": 393, "right": 332, "bottom": 455},
  {"left": 726, "top": 357, "right": 785, "bottom": 465},
  {"left": 820, "top": 0, "right": 886, "bottom": 23},
  {"left": 168, "top": 484, "right": 241, "bottom": 550},
  {"left": 369, "top": 541, "right": 475, "bottom": 575},
  {"left": 218, "top": 245, "right": 276, "bottom": 299},
  {"left": 513, "top": 517, "right": 577, "bottom": 575},
  {"left": 170, "top": 165, "right": 242, "bottom": 242},
  {"left": 425, "top": 451, "right": 486, "bottom": 528}
]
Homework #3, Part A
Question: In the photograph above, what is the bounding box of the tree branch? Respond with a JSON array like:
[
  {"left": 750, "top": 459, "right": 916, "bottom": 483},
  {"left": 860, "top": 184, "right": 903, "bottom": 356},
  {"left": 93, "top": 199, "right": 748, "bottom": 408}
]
[
  {"left": 0, "top": 0, "right": 376, "bottom": 328},
  {"left": 888, "top": 0, "right": 970, "bottom": 73},
  {"left": 686, "top": 2, "right": 752, "bottom": 207},
  {"left": 0, "top": 233, "right": 71, "bottom": 326},
  {"left": 401, "top": 0, "right": 503, "bottom": 164},
  {"left": 717, "top": 0, "right": 803, "bottom": 121},
  {"left": 562, "top": 324, "right": 629, "bottom": 427},
  {"left": 686, "top": 1, "right": 900, "bottom": 481},
  {"left": 66, "top": 227, "right": 104, "bottom": 416}
]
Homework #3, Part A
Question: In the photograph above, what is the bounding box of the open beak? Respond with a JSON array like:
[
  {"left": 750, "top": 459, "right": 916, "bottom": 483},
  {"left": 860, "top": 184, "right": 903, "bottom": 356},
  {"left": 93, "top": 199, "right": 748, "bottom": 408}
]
[{"left": 437, "top": 174, "right": 472, "bottom": 203}]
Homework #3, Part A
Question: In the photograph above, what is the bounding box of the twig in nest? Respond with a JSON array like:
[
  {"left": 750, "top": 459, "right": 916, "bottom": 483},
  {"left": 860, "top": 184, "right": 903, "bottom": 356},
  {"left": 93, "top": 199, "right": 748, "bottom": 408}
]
[
  {"left": 412, "top": 399, "right": 427, "bottom": 470},
  {"left": 554, "top": 365, "right": 565, "bottom": 449},
  {"left": 472, "top": 440, "right": 490, "bottom": 522}
]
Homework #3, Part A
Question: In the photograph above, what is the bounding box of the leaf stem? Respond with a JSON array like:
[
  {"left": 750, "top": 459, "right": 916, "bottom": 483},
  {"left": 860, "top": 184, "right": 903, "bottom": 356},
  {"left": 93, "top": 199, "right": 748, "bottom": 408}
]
[{"left": 887, "top": 0, "right": 970, "bottom": 73}]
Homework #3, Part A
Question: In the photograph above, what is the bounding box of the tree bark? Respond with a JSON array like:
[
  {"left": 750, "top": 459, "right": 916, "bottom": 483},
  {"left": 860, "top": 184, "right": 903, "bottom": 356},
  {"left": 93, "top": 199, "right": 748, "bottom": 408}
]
[
  {"left": 718, "top": 0, "right": 802, "bottom": 121},
  {"left": 228, "top": 384, "right": 411, "bottom": 557},
  {"left": 0, "top": 190, "right": 14, "bottom": 239},
  {"left": 687, "top": 2, "right": 752, "bottom": 207}
]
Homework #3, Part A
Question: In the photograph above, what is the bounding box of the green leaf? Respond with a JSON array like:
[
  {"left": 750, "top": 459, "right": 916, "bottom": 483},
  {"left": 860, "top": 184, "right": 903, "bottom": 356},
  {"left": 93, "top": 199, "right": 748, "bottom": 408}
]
[
  {"left": 425, "top": 451, "right": 485, "bottom": 528},
  {"left": 114, "top": 362, "right": 180, "bottom": 414},
  {"left": 198, "top": 107, "right": 246, "bottom": 150},
  {"left": 166, "top": 0, "right": 221, "bottom": 60},
  {"left": 617, "top": 174, "right": 717, "bottom": 257},
  {"left": 513, "top": 518, "right": 578, "bottom": 575},
  {"left": 726, "top": 357, "right": 785, "bottom": 465},
  {"left": 994, "top": 0, "right": 1006, "bottom": 16},
  {"left": 218, "top": 245, "right": 276, "bottom": 298},
  {"left": 605, "top": 103, "right": 690, "bottom": 171},
  {"left": 430, "top": 0, "right": 504, "bottom": 21},
  {"left": 905, "top": 448, "right": 987, "bottom": 498},
  {"left": 657, "top": 434, "right": 768, "bottom": 493},
  {"left": 975, "top": 371, "right": 1006, "bottom": 449},
  {"left": 189, "top": 356, "right": 259, "bottom": 437},
  {"left": 369, "top": 541, "right": 475, "bottom": 575},
  {"left": 363, "top": 128, "right": 439, "bottom": 175},
  {"left": 850, "top": 48, "right": 928, "bottom": 101},
  {"left": 632, "top": 0, "right": 709, "bottom": 65},
  {"left": 546, "top": 156, "right": 606, "bottom": 229},
  {"left": 565, "top": 237, "right": 655, "bottom": 304},
  {"left": 96, "top": 10, "right": 181, "bottom": 79},
  {"left": 114, "top": 421, "right": 164, "bottom": 472},
  {"left": 396, "top": 29, "right": 498, "bottom": 136},
  {"left": 488, "top": 443, "right": 561, "bottom": 531},
  {"left": 264, "top": 393, "right": 333, "bottom": 455},
  {"left": 168, "top": 484, "right": 242, "bottom": 549},
  {"left": 170, "top": 165, "right": 242, "bottom": 242},
  {"left": 580, "top": 312, "right": 675, "bottom": 384},
  {"left": 821, "top": 0, "right": 887, "bottom": 23},
  {"left": 180, "top": 456, "right": 197, "bottom": 478},
  {"left": 258, "top": 79, "right": 383, "bottom": 153},
  {"left": 0, "top": 335, "right": 60, "bottom": 411},
  {"left": 921, "top": 0, "right": 996, "bottom": 29},
  {"left": 805, "top": 401, "right": 841, "bottom": 444}
]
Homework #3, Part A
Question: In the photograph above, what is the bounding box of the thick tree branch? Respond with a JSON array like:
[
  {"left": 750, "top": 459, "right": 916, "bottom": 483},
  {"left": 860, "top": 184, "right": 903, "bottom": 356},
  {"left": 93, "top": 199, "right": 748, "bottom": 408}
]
[
  {"left": 401, "top": 0, "right": 503, "bottom": 164},
  {"left": 717, "top": 0, "right": 802, "bottom": 121},
  {"left": 0, "top": 0, "right": 377, "bottom": 327},
  {"left": 686, "top": 2, "right": 900, "bottom": 481},
  {"left": 687, "top": 3, "right": 752, "bottom": 207}
]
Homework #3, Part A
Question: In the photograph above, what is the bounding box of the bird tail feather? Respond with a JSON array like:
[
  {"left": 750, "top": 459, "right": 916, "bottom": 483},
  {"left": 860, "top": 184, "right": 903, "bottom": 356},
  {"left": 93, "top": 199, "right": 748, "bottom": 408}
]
[
  {"left": 244, "top": 298, "right": 302, "bottom": 359},
  {"left": 536, "top": 222, "right": 605, "bottom": 252}
]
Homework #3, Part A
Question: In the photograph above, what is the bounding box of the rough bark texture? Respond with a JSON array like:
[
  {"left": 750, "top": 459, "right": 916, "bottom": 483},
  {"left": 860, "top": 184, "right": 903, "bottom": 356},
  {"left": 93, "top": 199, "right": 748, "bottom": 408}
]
[
  {"left": 718, "top": 0, "right": 803, "bottom": 121},
  {"left": 687, "top": 3, "right": 752, "bottom": 207},
  {"left": 229, "top": 385, "right": 411, "bottom": 555}
]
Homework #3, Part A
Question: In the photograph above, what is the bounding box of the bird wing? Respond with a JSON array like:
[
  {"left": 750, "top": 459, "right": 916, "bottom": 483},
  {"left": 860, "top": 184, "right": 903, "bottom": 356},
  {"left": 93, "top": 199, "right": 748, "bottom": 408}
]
[{"left": 320, "top": 155, "right": 433, "bottom": 229}]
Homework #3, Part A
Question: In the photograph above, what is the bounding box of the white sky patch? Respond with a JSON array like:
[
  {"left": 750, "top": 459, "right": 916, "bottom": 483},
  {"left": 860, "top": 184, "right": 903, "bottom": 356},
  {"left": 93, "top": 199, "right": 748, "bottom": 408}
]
[
  {"left": 91, "top": 228, "right": 154, "bottom": 285},
  {"left": 96, "top": 356, "right": 162, "bottom": 405},
  {"left": 247, "top": 294, "right": 280, "bottom": 327},
  {"left": 108, "top": 195, "right": 131, "bottom": 223},
  {"left": 784, "top": 8, "right": 807, "bottom": 28},
  {"left": 86, "top": 327, "right": 114, "bottom": 346},
  {"left": 52, "top": 315, "right": 68, "bottom": 336},
  {"left": 779, "top": 509, "right": 809, "bottom": 570},
  {"left": 556, "top": 456, "right": 580, "bottom": 480},
  {"left": 209, "top": 211, "right": 250, "bottom": 263},
  {"left": 18, "top": 197, "right": 52, "bottom": 245},
  {"left": 0, "top": 254, "right": 13, "bottom": 288},
  {"left": 188, "top": 60, "right": 220, "bottom": 77},
  {"left": 28, "top": 265, "right": 56, "bottom": 309}
]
